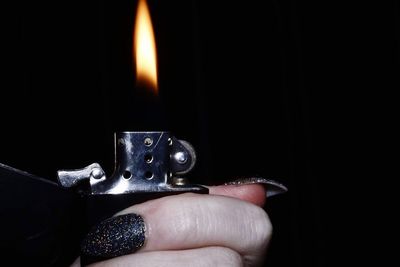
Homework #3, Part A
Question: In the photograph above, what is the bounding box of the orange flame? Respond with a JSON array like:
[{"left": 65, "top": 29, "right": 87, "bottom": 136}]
[{"left": 134, "top": 0, "right": 158, "bottom": 93}]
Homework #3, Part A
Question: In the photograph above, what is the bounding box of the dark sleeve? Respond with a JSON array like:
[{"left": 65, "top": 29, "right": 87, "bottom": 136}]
[{"left": 0, "top": 163, "right": 85, "bottom": 267}]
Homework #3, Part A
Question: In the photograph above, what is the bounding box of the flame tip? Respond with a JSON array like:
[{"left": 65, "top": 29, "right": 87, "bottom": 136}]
[{"left": 134, "top": 0, "right": 158, "bottom": 93}]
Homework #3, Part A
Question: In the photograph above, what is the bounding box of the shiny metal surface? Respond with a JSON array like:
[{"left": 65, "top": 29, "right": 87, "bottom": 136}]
[{"left": 57, "top": 132, "right": 206, "bottom": 195}]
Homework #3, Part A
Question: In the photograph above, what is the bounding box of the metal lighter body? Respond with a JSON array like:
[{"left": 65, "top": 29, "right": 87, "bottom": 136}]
[
  {"left": 57, "top": 132, "right": 208, "bottom": 265},
  {"left": 57, "top": 132, "right": 208, "bottom": 226}
]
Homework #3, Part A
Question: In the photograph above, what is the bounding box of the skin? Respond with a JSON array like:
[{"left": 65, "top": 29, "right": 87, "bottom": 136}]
[{"left": 72, "top": 184, "right": 271, "bottom": 267}]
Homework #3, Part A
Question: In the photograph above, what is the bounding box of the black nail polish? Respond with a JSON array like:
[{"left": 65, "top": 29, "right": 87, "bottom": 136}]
[
  {"left": 224, "top": 177, "right": 288, "bottom": 197},
  {"left": 81, "top": 213, "right": 146, "bottom": 258}
]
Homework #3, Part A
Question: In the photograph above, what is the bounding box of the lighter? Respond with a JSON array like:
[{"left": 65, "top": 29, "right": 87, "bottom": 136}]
[{"left": 57, "top": 131, "right": 208, "bottom": 264}]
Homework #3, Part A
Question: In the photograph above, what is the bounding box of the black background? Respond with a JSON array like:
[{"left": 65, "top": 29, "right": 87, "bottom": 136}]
[{"left": 1, "top": 0, "right": 398, "bottom": 266}]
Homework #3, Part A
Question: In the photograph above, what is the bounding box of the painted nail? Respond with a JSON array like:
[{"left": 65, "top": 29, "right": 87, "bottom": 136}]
[
  {"left": 81, "top": 213, "right": 145, "bottom": 258},
  {"left": 225, "top": 177, "right": 288, "bottom": 198}
]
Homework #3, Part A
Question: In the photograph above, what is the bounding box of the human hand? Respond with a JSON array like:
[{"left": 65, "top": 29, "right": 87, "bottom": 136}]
[{"left": 75, "top": 183, "right": 276, "bottom": 267}]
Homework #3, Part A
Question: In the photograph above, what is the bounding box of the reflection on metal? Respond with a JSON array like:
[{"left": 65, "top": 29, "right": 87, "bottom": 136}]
[{"left": 57, "top": 132, "right": 206, "bottom": 195}]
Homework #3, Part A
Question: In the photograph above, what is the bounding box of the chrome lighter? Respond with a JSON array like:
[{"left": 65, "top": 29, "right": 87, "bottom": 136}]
[{"left": 57, "top": 132, "right": 208, "bottom": 225}]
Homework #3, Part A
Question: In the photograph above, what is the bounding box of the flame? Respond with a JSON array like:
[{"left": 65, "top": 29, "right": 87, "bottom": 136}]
[{"left": 134, "top": 0, "right": 158, "bottom": 93}]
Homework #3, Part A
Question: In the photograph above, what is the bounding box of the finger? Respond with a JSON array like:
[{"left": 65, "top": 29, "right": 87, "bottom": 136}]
[
  {"left": 118, "top": 193, "right": 272, "bottom": 261},
  {"left": 209, "top": 184, "right": 267, "bottom": 207},
  {"left": 90, "top": 246, "right": 243, "bottom": 267}
]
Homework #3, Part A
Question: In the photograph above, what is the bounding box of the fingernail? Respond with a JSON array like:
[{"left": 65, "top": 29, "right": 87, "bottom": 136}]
[
  {"left": 225, "top": 177, "right": 288, "bottom": 198},
  {"left": 81, "top": 213, "right": 146, "bottom": 258}
]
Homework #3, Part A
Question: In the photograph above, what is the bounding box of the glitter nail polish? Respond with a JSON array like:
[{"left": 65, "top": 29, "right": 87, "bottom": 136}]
[{"left": 81, "top": 213, "right": 146, "bottom": 258}]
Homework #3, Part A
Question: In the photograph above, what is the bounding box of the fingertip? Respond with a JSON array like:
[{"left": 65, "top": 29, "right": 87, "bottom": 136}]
[{"left": 209, "top": 184, "right": 266, "bottom": 207}]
